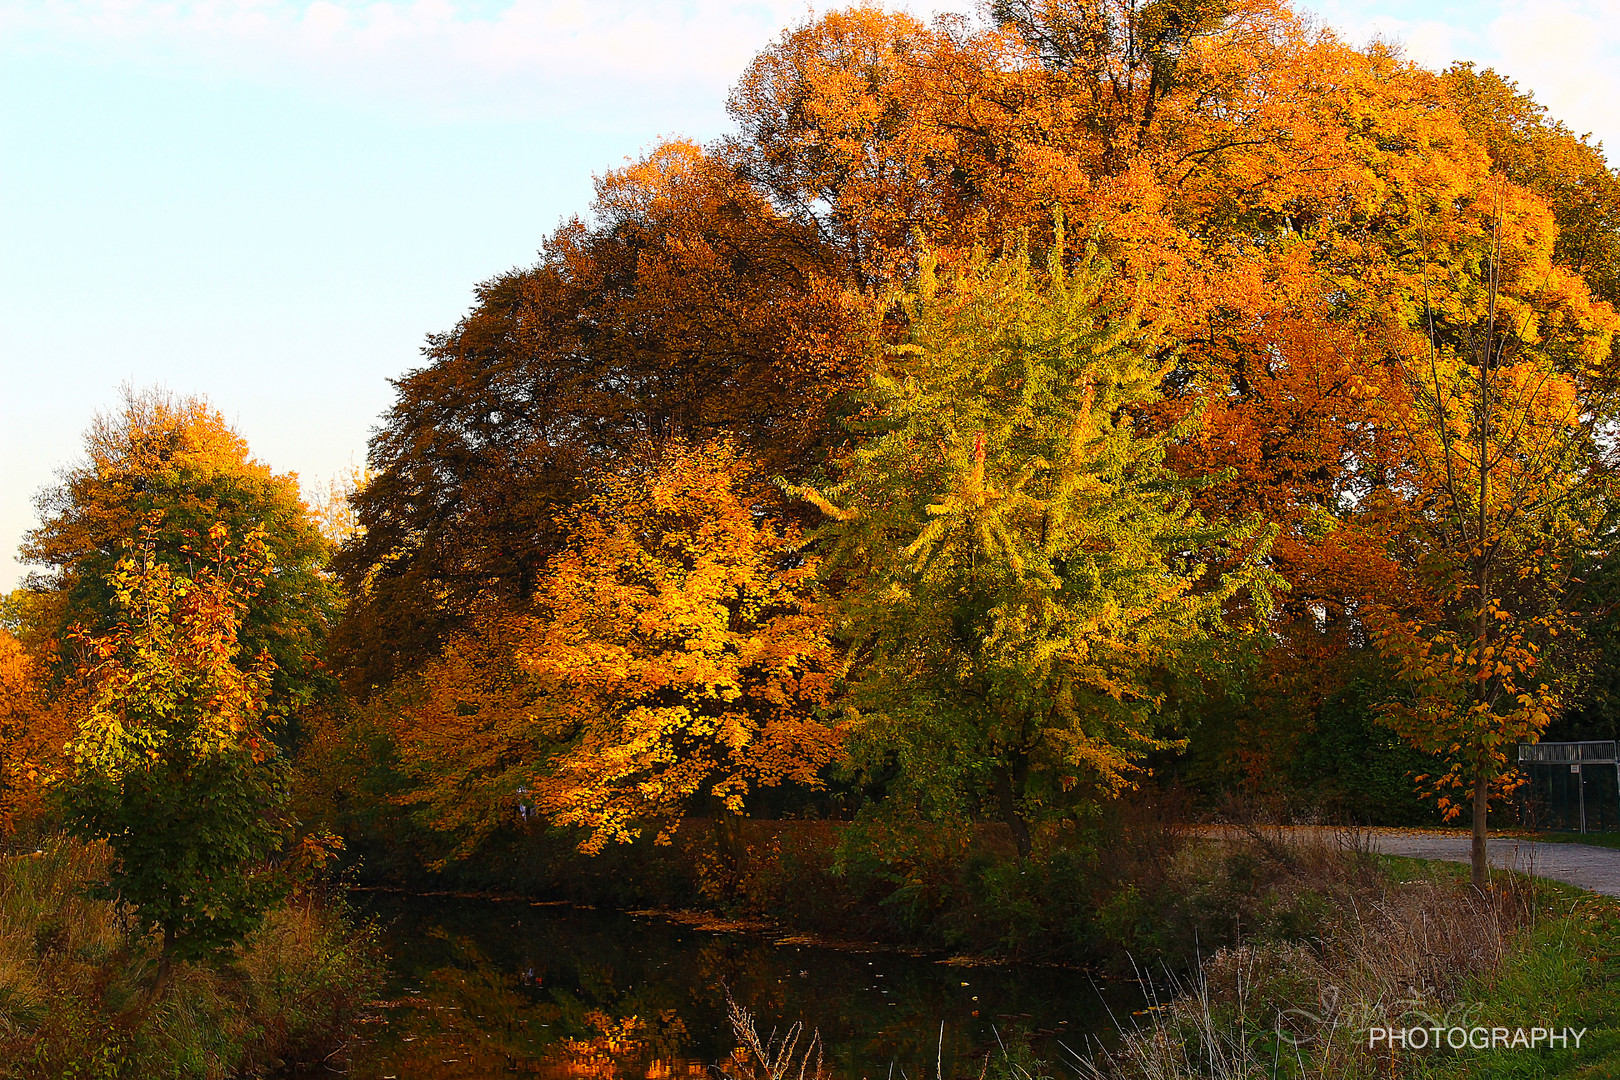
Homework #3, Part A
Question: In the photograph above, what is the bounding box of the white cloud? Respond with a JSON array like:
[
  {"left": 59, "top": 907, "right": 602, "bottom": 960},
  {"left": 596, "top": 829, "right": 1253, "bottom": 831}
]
[
  {"left": 1490, "top": 0, "right": 1620, "bottom": 152},
  {"left": 1, "top": 0, "right": 975, "bottom": 124},
  {"left": 1296, "top": 0, "right": 1618, "bottom": 160},
  {"left": 1346, "top": 13, "right": 1477, "bottom": 71}
]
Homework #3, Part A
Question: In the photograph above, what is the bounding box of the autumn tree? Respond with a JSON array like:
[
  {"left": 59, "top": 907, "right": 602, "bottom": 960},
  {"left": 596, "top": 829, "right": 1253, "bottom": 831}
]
[
  {"left": 56, "top": 519, "right": 290, "bottom": 972},
  {"left": 332, "top": 144, "right": 872, "bottom": 690},
  {"left": 22, "top": 386, "right": 336, "bottom": 721},
  {"left": 329, "top": 0, "right": 1620, "bottom": 813},
  {"left": 389, "top": 439, "right": 841, "bottom": 860},
  {"left": 1371, "top": 187, "right": 1620, "bottom": 889},
  {"left": 0, "top": 628, "right": 70, "bottom": 830},
  {"left": 0, "top": 592, "right": 67, "bottom": 828},
  {"left": 1442, "top": 63, "right": 1620, "bottom": 322},
  {"left": 793, "top": 239, "right": 1278, "bottom": 855}
]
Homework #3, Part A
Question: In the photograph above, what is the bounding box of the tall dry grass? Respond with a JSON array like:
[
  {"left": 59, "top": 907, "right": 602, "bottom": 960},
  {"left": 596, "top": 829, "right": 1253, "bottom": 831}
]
[
  {"left": 0, "top": 835, "right": 381, "bottom": 1079},
  {"left": 1074, "top": 826, "right": 1543, "bottom": 1079}
]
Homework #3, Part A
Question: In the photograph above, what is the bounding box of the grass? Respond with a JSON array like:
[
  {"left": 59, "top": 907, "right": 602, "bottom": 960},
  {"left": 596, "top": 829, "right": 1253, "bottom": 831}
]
[
  {"left": 1068, "top": 832, "right": 1620, "bottom": 1079},
  {"left": 1416, "top": 883, "right": 1620, "bottom": 1079},
  {"left": 0, "top": 835, "right": 382, "bottom": 1079},
  {"left": 724, "top": 826, "right": 1620, "bottom": 1079}
]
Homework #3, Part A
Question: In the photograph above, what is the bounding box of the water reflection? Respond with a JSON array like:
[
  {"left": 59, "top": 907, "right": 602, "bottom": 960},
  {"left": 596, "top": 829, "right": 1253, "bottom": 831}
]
[{"left": 336, "top": 893, "right": 1137, "bottom": 1079}]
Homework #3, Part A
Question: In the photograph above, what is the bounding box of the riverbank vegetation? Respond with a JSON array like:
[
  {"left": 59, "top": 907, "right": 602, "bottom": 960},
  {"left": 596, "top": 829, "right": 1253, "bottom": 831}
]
[
  {"left": 0, "top": 836, "right": 378, "bottom": 1079},
  {"left": 5, "top": 0, "right": 1620, "bottom": 1074},
  {"left": 716, "top": 832, "right": 1620, "bottom": 1079},
  {"left": 1085, "top": 859, "right": 1620, "bottom": 1078}
]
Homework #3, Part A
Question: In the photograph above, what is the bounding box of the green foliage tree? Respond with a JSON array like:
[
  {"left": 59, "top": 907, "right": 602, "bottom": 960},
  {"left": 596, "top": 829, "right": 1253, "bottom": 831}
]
[
  {"left": 22, "top": 386, "right": 335, "bottom": 721},
  {"left": 55, "top": 519, "right": 289, "bottom": 974},
  {"left": 793, "top": 238, "right": 1278, "bottom": 854}
]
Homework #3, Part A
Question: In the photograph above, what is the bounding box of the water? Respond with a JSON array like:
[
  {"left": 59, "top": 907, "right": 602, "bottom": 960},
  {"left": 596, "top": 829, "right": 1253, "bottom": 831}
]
[{"left": 334, "top": 892, "right": 1142, "bottom": 1080}]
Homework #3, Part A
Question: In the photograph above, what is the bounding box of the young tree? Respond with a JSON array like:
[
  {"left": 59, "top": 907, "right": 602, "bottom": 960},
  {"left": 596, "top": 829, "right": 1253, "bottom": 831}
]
[
  {"left": 793, "top": 238, "right": 1278, "bottom": 855},
  {"left": 1373, "top": 186, "right": 1619, "bottom": 889},
  {"left": 56, "top": 519, "right": 289, "bottom": 975},
  {"left": 389, "top": 439, "right": 842, "bottom": 859},
  {"left": 23, "top": 386, "right": 335, "bottom": 719}
]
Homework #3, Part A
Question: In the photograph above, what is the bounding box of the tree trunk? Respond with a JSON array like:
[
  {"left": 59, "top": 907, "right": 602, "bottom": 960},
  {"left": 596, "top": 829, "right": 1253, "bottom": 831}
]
[
  {"left": 1472, "top": 202, "right": 1498, "bottom": 896},
  {"left": 1471, "top": 772, "right": 1490, "bottom": 892},
  {"left": 148, "top": 925, "right": 177, "bottom": 1002},
  {"left": 712, "top": 809, "right": 747, "bottom": 881},
  {"left": 992, "top": 762, "right": 1032, "bottom": 859}
]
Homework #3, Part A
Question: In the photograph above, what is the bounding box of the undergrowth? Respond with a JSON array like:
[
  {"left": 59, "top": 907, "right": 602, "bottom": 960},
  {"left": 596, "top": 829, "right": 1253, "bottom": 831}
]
[
  {"left": 724, "top": 827, "right": 1620, "bottom": 1079},
  {"left": 0, "top": 835, "right": 381, "bottom": 1079},
  {"left": 1074, "top": 830, "right": 1619, "bottom": 1078}
]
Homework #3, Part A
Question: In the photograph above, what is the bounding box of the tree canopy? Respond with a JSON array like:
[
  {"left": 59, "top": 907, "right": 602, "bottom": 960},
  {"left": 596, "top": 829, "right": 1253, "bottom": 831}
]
[
  {"left": 792, "top": 238, "right": 1278, "bottom": 852},
  {"left": 22, "top": 386, "right": 336, "bottom": 721},
  {"left": 9, "top": 0, "right": 1613, "bottom": 875},
  {"left": 388, "top": 439, "right": 842, "bottom": 859}
]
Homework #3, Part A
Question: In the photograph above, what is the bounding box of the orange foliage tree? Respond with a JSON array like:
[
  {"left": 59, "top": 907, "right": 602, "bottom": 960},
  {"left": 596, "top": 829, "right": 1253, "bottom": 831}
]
[
  {"left": 0, "top": 628, "right": 76, "bottom": 830},
  {"left": 390, "top": 440, "right": 841, "bottom": 861},
  {"left": 1369, "top": 187, "right": 1619, "bottom": 887},
  {"left": 332, "top": 0, "right": 1620, "bottom": 822}
]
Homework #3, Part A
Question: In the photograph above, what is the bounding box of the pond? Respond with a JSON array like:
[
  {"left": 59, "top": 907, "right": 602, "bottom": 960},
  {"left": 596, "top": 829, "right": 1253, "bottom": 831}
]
[{"left": 334, "top": 892, "right": 1145, "bottom": 1080}]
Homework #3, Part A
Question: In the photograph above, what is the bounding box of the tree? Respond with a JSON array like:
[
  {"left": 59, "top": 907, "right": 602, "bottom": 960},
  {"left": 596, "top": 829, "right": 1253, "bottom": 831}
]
[
  {"left": 1441, "top": 62, "right": 1620, "bottom": 322},
  {"left": 1371, "top": 186, "right": 1620, "bottom": 889},
  {"left": 0, "top": 629, "right": 59, "bottom": 830},
  {"left": 389, "top": 439, "right": 842, "bottom": 859},
  {"left": 56, "top": 519, "right": 289, "bottom": 973},
  {"left": 792, "top": 238, "right": 1278, "bottom": 855},
  {"left": 22, "top": 386, "right": 335, "bottom": 721},
  {"left": 0, "top": 631, "right": 33, "bottom": 807},
  {"left": 326, "top": 0, "right": 1620, "bottom": 811},
  {"left": 332, "top": 143, "right": 871, "bottom": 691}
]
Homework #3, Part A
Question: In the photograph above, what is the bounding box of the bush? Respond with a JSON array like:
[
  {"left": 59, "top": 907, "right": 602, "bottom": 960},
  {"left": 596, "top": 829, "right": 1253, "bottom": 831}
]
[
  {"left": 1075, "top": 833, "right": 1552, "bottom": 1079},
  {"left": 0, "top": 836, "right": 381, "bottom": 1079}
]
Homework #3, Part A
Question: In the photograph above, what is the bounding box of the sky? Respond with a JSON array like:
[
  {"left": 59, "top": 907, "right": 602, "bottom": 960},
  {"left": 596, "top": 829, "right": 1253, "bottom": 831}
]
[{"left": 2, "top": 0, "right": 1617, "bottom": 592}]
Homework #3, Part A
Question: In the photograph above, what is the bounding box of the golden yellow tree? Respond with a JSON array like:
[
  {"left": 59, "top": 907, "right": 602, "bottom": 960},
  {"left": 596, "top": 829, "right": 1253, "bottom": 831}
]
[{"left": 391, "top": 439, "right": 841, "bottom": 859}]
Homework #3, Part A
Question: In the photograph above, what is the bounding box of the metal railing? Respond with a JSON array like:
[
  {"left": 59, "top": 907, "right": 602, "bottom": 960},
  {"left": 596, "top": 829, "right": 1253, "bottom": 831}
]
[{"left": 1518, "top": 741, "right": 1618, "bottom": 764}]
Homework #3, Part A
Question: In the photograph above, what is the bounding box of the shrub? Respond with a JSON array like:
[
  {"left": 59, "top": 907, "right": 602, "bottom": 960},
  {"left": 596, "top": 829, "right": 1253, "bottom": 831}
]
[{"left": 0, "top": 836, "right": 381, "bottom": 1079}]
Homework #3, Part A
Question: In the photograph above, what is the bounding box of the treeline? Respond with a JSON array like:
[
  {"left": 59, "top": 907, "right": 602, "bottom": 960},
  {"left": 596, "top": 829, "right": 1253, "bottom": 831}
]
[{"left": 6, "top": 0, "right": 1620, "bottom": 911}]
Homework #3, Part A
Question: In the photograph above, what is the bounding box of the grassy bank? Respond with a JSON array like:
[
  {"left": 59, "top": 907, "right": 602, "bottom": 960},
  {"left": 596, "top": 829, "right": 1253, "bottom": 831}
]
[
  {"left": 1076, "top": 839, "right": 1620, "bottom": 1078},
  {"left": 712, "top": 829, "right": 1620, "bottom": 1079},
  {"left": 0, "top": 836, "right": 382, "bottom": 1079}
]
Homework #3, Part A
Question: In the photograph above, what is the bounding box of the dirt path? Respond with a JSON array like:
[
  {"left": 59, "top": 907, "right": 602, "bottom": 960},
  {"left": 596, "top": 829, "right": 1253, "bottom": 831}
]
[{"left": 1364, "top": 831, "right": 1620, "bottom": 898}]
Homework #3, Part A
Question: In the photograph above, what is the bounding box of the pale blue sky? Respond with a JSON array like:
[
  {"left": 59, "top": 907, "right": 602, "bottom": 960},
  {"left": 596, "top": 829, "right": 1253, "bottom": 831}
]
[{"left": 3, "top": 0, "right": 1616, "bottom": 591}]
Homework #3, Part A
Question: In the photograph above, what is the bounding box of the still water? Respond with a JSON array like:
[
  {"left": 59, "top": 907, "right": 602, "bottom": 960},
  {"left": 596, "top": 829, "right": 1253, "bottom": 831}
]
[{"left": 336, "top": 892, "right": 1142, "bottom": 1080}]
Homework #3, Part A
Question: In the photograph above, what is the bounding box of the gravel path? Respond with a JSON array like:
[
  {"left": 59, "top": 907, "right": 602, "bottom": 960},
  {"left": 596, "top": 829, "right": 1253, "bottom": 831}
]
[{"left": 1365, "top": 831, "right": 1620, "bottom": 898}]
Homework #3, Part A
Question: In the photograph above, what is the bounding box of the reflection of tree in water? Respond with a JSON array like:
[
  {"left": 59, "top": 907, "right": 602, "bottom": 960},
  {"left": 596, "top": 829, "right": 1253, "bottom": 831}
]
[
  {"left": 346, "top": 930, "right": 703, "bottom": 1079},
  {"left": 683, "top": 936, "right": 1002, "bottom": 1073},
  {"left": 547, "top": 953, "right": 692, "bottom": 1075},
  {"left": 342, "top": 896, "right": 1123, "bottom": 1079}
]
